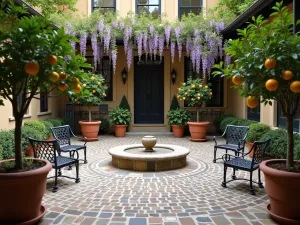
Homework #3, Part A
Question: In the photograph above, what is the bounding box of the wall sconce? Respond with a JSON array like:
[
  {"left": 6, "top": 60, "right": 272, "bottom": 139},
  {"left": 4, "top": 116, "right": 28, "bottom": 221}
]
[
  {"left": 171, "top": 68, "right": 176, "bottom": 85},
  {"left": 122, "top": 68, "right": 127, "bottom": 84}
]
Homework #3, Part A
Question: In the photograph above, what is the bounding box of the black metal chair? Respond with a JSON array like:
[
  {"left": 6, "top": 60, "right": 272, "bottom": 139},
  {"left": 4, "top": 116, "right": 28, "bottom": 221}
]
[
  {"left": 221, "top": 138, "right": 271, "bottom": 195},
  {"left": 28, "top": 137, "right": 80, "bottom": 193},
  {"left": 213, "top": 125, "right": 250, "bottom": 163},
  {"left": 51, "top": 125, "right": 87, "bottom": 164}
]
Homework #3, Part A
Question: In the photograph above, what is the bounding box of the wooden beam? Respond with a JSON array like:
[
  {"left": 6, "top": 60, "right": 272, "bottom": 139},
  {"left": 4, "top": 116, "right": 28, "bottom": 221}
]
[{"left": 294, "top": 0, "right": 300, "bottom": 34}]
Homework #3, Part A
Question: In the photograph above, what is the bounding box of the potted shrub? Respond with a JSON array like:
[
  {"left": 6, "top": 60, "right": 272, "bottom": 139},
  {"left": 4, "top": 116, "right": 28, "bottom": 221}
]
[
  {"left": 74, "top": 73, "right": 107, "bottom": 141},
  {"left": 177, "top": 77, "right": 212, "bottom": 141},
  {"left": 119, "top": 95, "right": 131, "bottom": 132},
  {"left": 0, "top": 3, "right": 87, "bottom": 224},
  {"left": 213, "top": 2, "right": 300, "bottom": 223},
  {"left": 109, "top": 107, "right": 131, "bottom": 137},
  {"left": 246, "top": 123, "right": 271, "bottom": 158},
  {"left": 167, "top": 108, "right": 191, "bottom": 137},
  {"left": 169, "top": 95, "right": 180, "bottom": 132}
]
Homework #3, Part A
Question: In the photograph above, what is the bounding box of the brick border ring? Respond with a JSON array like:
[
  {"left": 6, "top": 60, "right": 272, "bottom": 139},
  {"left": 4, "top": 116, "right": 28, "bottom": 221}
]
[{"left": 109, "top": 144, "right": 190, "bottom": 172}]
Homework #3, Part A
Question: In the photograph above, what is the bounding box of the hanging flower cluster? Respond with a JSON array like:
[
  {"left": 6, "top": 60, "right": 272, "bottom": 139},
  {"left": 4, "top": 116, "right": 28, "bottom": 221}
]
[{"left": 63, "top": 11, "right": 225, "bottom": 77}]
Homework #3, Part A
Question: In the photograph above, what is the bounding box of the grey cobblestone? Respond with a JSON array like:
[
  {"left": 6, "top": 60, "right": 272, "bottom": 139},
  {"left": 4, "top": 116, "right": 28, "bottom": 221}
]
[{"left": 37, "top": 135, "right": 277, "bottom": 225}]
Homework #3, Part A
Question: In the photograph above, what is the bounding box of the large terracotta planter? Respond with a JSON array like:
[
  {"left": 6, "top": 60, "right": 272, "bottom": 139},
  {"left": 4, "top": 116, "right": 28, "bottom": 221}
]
[
  {"left": 171, "top": 125, "right": 185, "bottom": 138},
  {"left": 79, "top": 121, "right": 101, "bottom": 141},
  {"left": 0, "top": 158, "right": 52, "bottom": 225},
  {"left": 260, "top": 159, "right": 300, "bottom": 224},
  {"left": 114, "top": 124, "right": 128, "bottom": 137},
  {"left": 247, "top": 142, "right": 254, "bottom": 158},
  {"left": 187, "top": 121, "right": 210, "bottom": 142}
]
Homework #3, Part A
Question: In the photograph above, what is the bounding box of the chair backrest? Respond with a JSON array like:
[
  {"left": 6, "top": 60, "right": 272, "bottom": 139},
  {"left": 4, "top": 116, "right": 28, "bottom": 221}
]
[
  {"left": 28, "top": 137, "right": 59, "bottom": 165},
  {"left": 251, "top": 137, "right": 271, "bottom": 167},
  {"left": 51, "top": 125, "right": 71, "bottom": 146},
  {"left": 225, "top": 125, "right": 249, "bottom": 145}
]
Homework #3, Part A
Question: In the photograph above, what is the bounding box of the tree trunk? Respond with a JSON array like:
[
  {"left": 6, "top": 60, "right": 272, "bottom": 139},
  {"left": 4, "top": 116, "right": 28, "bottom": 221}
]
[
  {"left": 196, "top": 109, "right": 199, "bottom": 122},
  {"left": 286, "top": 114, "right": 294, "bottom": 169},
  {"left": 14, "top": 116, "right": 23, "bottom": 170},
  {"left": 89, "top": 110, "right": 92, "bottom": 122}
]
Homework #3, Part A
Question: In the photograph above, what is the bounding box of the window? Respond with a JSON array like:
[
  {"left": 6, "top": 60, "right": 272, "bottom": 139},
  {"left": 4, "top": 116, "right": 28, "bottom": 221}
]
[
  {"left": 277, "top": 103, "right": 300, "bottom": 132},
  {"left": 184, "top": 57, "right": 224, "bottom": 107},
  {"left": 92, "top": 0, "right": 116, "bottom": 12},
  {"left": 247, "top": 104, "right": 260, "bottom": 122},
  {"left": 40, "top": 92, "right": 48, "bottom": 113},
  {"left": 137, "top": 0, "right": 160, "bottom": 18},
  {"left": 179, "top": 0, "right": 202, "bottom": 18},
  {"left": 13, "top": 92, "right": 28, "bottom": 116}
]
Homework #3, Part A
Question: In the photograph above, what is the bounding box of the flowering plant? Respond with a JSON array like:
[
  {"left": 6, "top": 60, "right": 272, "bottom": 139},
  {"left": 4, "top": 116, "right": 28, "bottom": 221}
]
[
  {"left": 73, "top": 72, "right": 108, "bottom": 122},
  {"left": 177, "top": 78, "right": 212, "bottom": 122}
]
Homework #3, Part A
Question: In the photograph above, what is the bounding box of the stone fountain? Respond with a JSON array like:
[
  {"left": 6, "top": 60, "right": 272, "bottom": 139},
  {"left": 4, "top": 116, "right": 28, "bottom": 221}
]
[{"left": 108, "top": 136, "right": 190, "bottom": 172}]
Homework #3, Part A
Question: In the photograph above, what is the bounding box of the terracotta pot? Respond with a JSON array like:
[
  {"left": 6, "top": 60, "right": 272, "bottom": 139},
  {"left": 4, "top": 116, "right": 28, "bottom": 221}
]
[
  {"left": 187, "top": 121, "right": 210, "bottom": 142},
  {"left": 247, "top": 142, "right": 254, "bottom": 158},
  {"left": 79, "top": 121, "right": 101, "bottom": 141},
  {"left": 114, "top": 124, "right": 128, "bottom": 137},
  {"left": 171, "top": 125, "right": 185, "bottom": 138},
  {"left": 47, "top": 136, "right": 54, "bottom": 140},
  {"left": 0, "top": 158, "right": 52, "bottom": 224},
  {"left": 25, "top": 145, "right": 34, "bottom": 157},
  {"left": 260, "top": 159, "right": 300, "bottom": 224}
]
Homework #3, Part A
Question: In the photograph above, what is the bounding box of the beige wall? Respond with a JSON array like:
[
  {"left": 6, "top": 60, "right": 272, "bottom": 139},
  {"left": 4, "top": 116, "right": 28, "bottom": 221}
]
[{"left": 0, "top": 90, "right": 64, "bottom": 130}]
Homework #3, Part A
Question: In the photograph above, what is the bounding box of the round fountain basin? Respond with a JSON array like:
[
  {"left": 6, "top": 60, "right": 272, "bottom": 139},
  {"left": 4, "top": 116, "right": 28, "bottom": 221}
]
[{"left": 109, "top": 144, "right": 190, "bottom": 172}]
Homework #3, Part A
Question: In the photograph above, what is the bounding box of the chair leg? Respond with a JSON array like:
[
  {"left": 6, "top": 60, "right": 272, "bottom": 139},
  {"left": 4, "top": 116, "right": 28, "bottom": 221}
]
[
  {"left": 84, "top": 147, "right": 87, "bottom": 164},
  {"left": 221, "top": 165, "right": 227, "bottom": 187},
  {"left": 249, "top": 171, "right": 255, "bottom": 195},
  {"left": 52, "top": 169, "right": 58, "bottom": 193},
  {"left": 258, "top": 168, "right": 264, "bottom": 188},
  {"left": 58, "top": 169, "right": 62, "bottom": 176},
  {"left": 213, "top": 147, "right": 217, "bottom": 163},
  {"left": 75, "top": 162, "right": 80, "bottom": 183},
  {"left": 232, "top": 168, "right": 237, "bottom": 180},
  {"left": 68, "top": 152, "right": 73, "bottom": 170}
]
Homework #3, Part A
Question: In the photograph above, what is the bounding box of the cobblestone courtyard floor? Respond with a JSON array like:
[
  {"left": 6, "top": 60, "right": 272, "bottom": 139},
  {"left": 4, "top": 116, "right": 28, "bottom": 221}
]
[{"left": 38, "top": 135, "right": 278, "bottom": 225}]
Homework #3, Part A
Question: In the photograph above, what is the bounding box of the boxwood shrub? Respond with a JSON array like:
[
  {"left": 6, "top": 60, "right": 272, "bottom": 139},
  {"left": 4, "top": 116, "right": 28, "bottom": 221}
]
[
  {"left": 21, "top": 125, "right": 44, "bottom": 151},
  {"left": 0, "top": 130, "right": 15, "bottom": 160},
  {"left": 24, "top": 120, "right": 47, "bottom": 139},
  {"left": 40, "top": 120, "right": 54, "bottom": 137},
  {"left": 45, "top": 118, "right": 62, "bottom": 127},
  {"left": 246, "top": 123, "right": 271, "bottom": 143}
]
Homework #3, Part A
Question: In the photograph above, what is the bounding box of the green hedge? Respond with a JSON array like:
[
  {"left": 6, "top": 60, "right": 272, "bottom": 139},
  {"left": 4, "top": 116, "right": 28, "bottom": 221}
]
[
  {"left": 260, "top": 129, "right": 300, "bottom": 160},
  {"left": 21, "top": 125, "right": 44, "bottom": 151},
  {"left": 0, "top": 130, "right": 15, "bottom": 160},
  {"left": 220, "top": 116, "right": 258, "bottom": 133},
  {"left": 246, "top": 123, "right": 271, "bottom": 143},
  {"left": 40, "top": 120, "right": 54, "bottom": 137}
]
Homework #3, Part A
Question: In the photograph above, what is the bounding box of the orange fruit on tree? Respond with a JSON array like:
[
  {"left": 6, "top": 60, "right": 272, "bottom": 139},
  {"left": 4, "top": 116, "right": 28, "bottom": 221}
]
[
  {"left": 73, "top": 84, "right": 81, "bottom": 93},
  {"left": 47, "top": 55, "right": 57, "bottom": 65},
  {"left": 59, "top": 72, "right": 67, "bottom": 80},
  {"left": 246, "top": 96, "right": 259, "bottom": 108},
  {"left": 74, "top": 77, "right": 80, "bottom": 84},
  {"left": 98, "top": 82, "right": 101, "bottom": 86},
  {"left": 24, "top": 61, "right": 39, "bottom": 75},
  {"left": 83, "top": 84, "right": 87, "bottom": 88},
  {"left": 265, "top": 79, "right": 279, "bottom": 91},
  {"left": 49, "top": 72, "right": 60, "bottom": 83},
  {"left": 92, "top": 90, "right": 96, "bottom": 93},
  {"left": 58, "top": 83, "right": 67, "bottom": 92},
  {"left": 264, "top": 58, "right": 276, "bottom": 70},
  {"left": 282, "top": 70, "right": 293, "bottom": 80},
  {"left": 232, "top": 75, "right": 243, "bottom": 85},
  {"left": 290, "top": 81, "right": 300, "bottom": 93}
]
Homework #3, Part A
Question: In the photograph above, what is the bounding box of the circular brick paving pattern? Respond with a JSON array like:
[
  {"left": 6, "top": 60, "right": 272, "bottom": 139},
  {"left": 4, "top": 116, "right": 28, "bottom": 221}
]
[{"left": 39, "top": 135, "right": 279, "bottom": 225}]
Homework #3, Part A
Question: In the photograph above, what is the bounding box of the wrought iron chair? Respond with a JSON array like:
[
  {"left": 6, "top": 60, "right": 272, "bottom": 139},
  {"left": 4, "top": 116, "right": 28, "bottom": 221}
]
[
  {"left": 51, "top": 125, "right": 88, "bottom": 164},
  {"left": 28, "top": 137, "right": 80, "bottom": 193},
  {"left": 221, "top": 138, "right": 271, "bottom": 195},
  {"left": 213, "top": 125, "right": 250, "bottom": 163}
]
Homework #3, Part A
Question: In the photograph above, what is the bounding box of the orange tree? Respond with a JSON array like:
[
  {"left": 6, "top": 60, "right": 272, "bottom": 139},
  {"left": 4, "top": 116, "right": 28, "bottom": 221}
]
[
  {"left": 213, "top": 2, "right": 300, "bottom": 169},
  {"left": 72, "top": 73, "right": 108, "bottom": 122},
  {"left": 177, "top": 77, "right": 213, "bottom": 122},
  {"left": 0, "top": 3, "right": 90, "bottom": 169}
]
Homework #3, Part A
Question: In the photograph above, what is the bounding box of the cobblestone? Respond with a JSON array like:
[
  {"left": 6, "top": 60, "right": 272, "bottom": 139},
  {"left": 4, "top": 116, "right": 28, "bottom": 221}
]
[{"left": 37, "top": 135, "right": 278, "bottom": 225}]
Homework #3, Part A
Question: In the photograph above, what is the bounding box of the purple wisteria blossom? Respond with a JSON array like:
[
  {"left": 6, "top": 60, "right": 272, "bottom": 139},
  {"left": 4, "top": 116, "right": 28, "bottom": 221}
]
[
  {"left": 202, "top": 55, "right": 208, "bottom": 78},
  {"left": 149, "top": 24, "right": 155, "bottom": 36},
  {"left": 194, "top": 28, "right": 200, "bottom": 38},
  {"left": 119, "top": 22, "right": 125, "bottom": 30},
  {"left": 216, "top": 21, "right": 225, "bottom": 33},
  {"left": 178, "top": 42, "right": 182, "bottom": 61},
  {"left": 136, "top": 34, "right": 143, "bottom": 60},
  {"left": 158, "top": 36, "right": 165, "bottom": 61},
  {"left": 171, "top": 42, "right": 175, "bottom": 63},
  {"left": 175, "top": 27, "right": 181, "bottom": 45},
  {"left": 111, "top": 50, "right": 117, "bottom": 74},
  {"left": 185, "top": 38, "right": 192, "bottom": 56},
  {"left": 97, "top": 19, "right": 104, "bottom": 42},
  {"left": 97, "top": 44, "right": 102, "bottom": 64},
  {"left": 209, "top": 20, "right": 215, "bottom": 28},
  {"left": 104, "top": 26, "right": 111, "bottom": 53},
  {"left": 191, "top": 48, "right": 196, "bottom": 71},
  {"left": 148, "top": 38, "right": 154, "bottom": 59},
  {"left": 225, "top": 54, "right": 231, "bottom": 67},
  {"left": 153, "top": 34, "right": 158, "bottom": 59},
  {"left": 195, "top": 45, "right": 202, "bottom": 74},
  {"left": 127, "top": 45, "right": 133, "bottom": 70},
  {"left": 218, "top": 37, "right": 223, "bottom": 59},
  {"left": 111, "top": 21, "right": 118, "bottom": 29},
  {"left": 65, "top": 23, "right": 76, "bottom": 51},
  {"left": 124, "top": 27, "right": 132, "bottom": 55},
  {"left": 143, "top": 32, "right": 148, "bottom": 59},
  {"left": 80, "top": 32, "right": 87, "bottom": 56},
  {"left": 91, "top": 33, "right": 98, "bottom": 70},
  {"left": 164, "top": 26, "right": 171, "bottom": 47}
]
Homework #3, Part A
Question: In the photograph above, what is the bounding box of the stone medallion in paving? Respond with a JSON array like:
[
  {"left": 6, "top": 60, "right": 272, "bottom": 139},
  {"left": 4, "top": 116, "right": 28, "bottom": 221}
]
[{"left": 38, "top": 135, "right": 279, "bottom": 225}]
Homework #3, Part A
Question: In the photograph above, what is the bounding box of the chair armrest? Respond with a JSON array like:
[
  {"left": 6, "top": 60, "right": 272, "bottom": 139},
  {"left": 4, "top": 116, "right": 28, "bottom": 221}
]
[
  {"left": 222, "top": 153, "right": 243, "bottom": 162},
  {"left": 213, "top": 136, "right": 218, "bottom": 145},
  {"left": 69, "top": 128, "right": 88, "bottom": 145}
]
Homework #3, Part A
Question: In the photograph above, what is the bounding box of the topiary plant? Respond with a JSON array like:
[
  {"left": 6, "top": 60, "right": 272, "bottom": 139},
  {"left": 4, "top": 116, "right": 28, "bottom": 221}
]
[
  {"left": 170, "top": 95, "right": 180, "bottom": 110},
  {"left": 23, "top": 120, "right": 47, "bottom": 139},
  {"left": 21, "top": 126, "right": 44, "bottom": 152},
  {"left": 109, "top": 107, "right": 131, "bottom": 125},
  {"left": 40, "top": 120, "right": 54, "bottom": 137},
  {"left": 246, "top": 123, "right": 271, "bottom": 143},
  {"left": 45, "top": 118, "right": 62, "bottom": 127},
  {"left": 167, "top": 108, "right": 191, "bottom": 126},
  {"left": 119, "top": 95, "right": 130, "bottom": 111}
]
